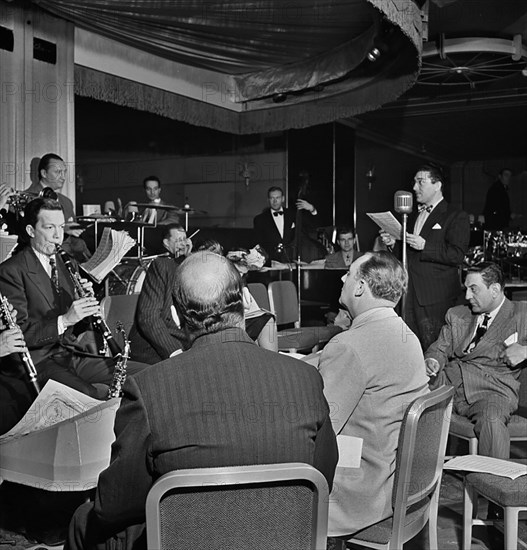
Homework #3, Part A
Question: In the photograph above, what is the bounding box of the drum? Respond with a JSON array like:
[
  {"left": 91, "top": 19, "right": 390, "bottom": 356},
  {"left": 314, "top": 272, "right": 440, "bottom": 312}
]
[{"left": 107, "top": 258, "right": 155, "bottom": 295}]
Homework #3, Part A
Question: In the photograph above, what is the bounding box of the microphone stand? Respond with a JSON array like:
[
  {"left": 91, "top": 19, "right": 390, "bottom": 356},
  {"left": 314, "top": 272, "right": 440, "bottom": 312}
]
[{"left": 401, "top": 213, "right": 408, "bottom": 321}]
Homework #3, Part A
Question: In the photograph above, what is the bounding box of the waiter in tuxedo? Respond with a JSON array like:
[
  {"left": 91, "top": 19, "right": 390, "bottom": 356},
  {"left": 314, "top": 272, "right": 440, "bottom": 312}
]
[
  {"left": 381, "top": 165, "right": 470, "bottom": 349},
  {"left": 253, "top": 185, "right": 317, "bottom": 263}
]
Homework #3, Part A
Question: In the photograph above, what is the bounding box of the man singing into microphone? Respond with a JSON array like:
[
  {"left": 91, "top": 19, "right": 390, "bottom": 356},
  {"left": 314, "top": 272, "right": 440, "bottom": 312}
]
[{"left": 380, "top": 165, "right": 470, "bottom": 349}]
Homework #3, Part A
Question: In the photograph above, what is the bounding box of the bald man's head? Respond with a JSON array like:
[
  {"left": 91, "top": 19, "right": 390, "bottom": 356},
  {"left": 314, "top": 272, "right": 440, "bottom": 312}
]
[{"left": 173, "top": 251, "right": 244, "bottom": 344}]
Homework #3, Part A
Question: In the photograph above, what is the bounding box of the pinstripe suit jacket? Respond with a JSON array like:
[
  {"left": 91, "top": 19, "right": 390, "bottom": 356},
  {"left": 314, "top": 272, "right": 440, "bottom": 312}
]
[
  {"left": 88, "top": 329, "right": 338, "bottom": 544},
  {"left": 407, "top": 199, "right": 470, "bottom": 306},
  {"left": 426, "top": 299, "right": 527, "bottom": 408},
  {"left": 128, "top": 255, "right": 185, "bottom": 363},
  {"left": 24, "top": 181, "right": 75, "bottom": 222}
]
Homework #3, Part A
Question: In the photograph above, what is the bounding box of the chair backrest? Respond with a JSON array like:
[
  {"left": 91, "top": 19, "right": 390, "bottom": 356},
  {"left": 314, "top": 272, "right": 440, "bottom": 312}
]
[
  {"left": 247, "top": 282, "right": 270, "bottom": 310},
  {"left": 145, "top": 463, "right": 329, "bottom": 550},
  {"left": 390, "top": 385, "right": 454, "bottom": 544},
  {"left": 100, "top": 294, "right": 139, "bottom": 341},
  {"left": 268, "top": 280, "right": 299, "bottom": 325},
  {"left": 517, "top": 364, "right": 527, "bottom": 416}
]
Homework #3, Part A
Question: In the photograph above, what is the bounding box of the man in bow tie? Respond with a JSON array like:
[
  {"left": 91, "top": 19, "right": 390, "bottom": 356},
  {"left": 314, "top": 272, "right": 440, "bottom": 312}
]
[
  {"left": 426, "top": 262, "right": 527, "bottom": 460},
  {"left": 380, "top": 165, "right": 470, "bottom": 349},
  {"left": 253, "top": 186, "right": 317, "bottom": 263}
]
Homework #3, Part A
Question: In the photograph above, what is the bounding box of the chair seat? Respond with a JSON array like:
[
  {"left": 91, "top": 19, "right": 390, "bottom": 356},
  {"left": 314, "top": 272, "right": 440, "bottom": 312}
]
[
  {"left": 450, "top": 412, "right": 527, "bottom": 438},
  {"left": 350, "top": 498, "right": 430, "bottom": 545},
  {"left": 465, "top": 459, "right": 527, "bottom": 508}
]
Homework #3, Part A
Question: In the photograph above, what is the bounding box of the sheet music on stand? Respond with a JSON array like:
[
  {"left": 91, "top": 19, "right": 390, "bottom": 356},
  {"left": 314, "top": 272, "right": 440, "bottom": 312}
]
[
  {"left": 367, "top": 211, "right": 403, "bottom": 240},
  {"left": 81, "top": 227, "right": 136, "bottom": 283}
]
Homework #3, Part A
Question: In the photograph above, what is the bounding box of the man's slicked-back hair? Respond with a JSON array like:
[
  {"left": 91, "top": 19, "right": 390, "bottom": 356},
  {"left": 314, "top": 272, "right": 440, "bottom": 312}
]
[
  {"left": 467, "top": 262, "right": 505, "bottom": 289},
  {"left": 173, "top": 251, "right": 244, "bottom": 343},
  {"left": 16, "top": 197, "right": 63, "bottom": 250},
  {"left": 337, "top": 226, "right": 354, "bottom": 239},
  {"left": 143, "top": 175, "right": 161, "bottom": 188},
  {"left": 267, "top": 186, "right": 284, "bottom": 196},
  {"left": 38, "top": 153, "right": 64, "bottom": 176},
  {"left": 355, "top": 251, "right": 408, "bottom": 304},
  {"left": 162, "top": 223, "right": 185, "bottom": 241}
]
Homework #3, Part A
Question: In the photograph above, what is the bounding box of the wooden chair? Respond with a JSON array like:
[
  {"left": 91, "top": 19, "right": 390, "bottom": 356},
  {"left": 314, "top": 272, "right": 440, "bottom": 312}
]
[
  {"left": 342, "top": 386, "right": 454, "bottom": 550},
  {"left": 145, "top": 463, "right": 329, "bottom": 550}
]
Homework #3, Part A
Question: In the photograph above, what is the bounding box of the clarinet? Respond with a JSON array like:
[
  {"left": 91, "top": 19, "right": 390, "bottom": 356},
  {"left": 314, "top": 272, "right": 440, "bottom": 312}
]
[
  {"left": 108, "top": 322, "right": 130, "bottom": 399},
  {"left": 0, "top": 293, "right": 41, "bottom": 396},
  {"left": 56, "top": 246, "right": 123, "bottom": 358}
]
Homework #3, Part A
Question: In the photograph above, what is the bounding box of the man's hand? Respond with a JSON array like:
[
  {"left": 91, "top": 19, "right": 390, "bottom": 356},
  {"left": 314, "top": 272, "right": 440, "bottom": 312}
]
[
  {"left": 296, "top": 199, "right": 315, "bottom": 213},
  {"left": 0, "top": 183, "right": 15, "bottom": 212},
  {"left": 78, "top": 277, "right": 94, "bottom": 297},
  {"left": 499, "top": 343, "right": 527, "bottom": 368},
  {"left": 425, "top": 357, "right": 441, "bottom": 377},
  {"left": 66, "top": 228, "right": 85, "bottom": 238},
  {"left": 379, "top": 230, "right": 395, "bottom": 248},
  {"left": 63, "top": 297, "right": 100, "bottom": 327},
  {"left": 406, "top": 233, "right": 426, "bottom": 251},
  {"left": 0, "top": 328, "right": 28, "bottom": 357}
]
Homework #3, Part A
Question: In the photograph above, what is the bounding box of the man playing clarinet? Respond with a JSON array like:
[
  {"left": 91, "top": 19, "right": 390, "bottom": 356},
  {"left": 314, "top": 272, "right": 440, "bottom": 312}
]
[{"left": 0, "top": 197, "right": 147, "bottom": 404}]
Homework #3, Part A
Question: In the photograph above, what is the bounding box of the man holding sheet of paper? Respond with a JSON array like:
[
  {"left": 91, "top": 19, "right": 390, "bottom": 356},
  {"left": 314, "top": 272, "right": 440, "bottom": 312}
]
[
  {"left": 426, "top": 262, "right": 527, "bottom": 460},
  {"left": 317, "top": 251, "right": 429, "bottom": 537},
  {"left": 379, "top": 165, "right": 470, "bottom": 350}
]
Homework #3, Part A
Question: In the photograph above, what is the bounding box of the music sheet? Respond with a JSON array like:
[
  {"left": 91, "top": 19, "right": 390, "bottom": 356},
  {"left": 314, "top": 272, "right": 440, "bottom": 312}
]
[
  {"left": 367, "top": 211, "right": 402, "bottom": 240},
  {"left": 444, "top": 455, "right": 527, "bottom": 479}
]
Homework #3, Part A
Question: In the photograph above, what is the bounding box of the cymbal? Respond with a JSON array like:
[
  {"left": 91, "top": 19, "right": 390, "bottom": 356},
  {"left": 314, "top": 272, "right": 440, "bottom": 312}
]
[
  {"left": 175, "top": 206, "right": 208, "bottom": 215},
  {"left": 134, "top": 203, "right": 181, "bottom": 211}
]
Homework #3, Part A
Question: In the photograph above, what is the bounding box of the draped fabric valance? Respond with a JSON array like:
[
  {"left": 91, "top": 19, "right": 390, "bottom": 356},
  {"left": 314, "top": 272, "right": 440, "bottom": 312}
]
[{"left": 32, "top": 0, "right": 424, "bottom": 133}]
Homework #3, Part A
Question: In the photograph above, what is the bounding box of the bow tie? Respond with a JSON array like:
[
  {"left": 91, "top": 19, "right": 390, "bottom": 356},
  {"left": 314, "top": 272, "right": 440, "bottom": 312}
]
[
  {"left": 273, "top": 211, "right": 284, "bottom": 217},
  {"left": 418, "top": 204, "right": 433, "bottom": 214}
]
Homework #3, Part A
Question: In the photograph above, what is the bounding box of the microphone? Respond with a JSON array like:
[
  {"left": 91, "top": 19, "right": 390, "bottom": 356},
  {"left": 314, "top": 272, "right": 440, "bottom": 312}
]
[{"left": 394, "top": 191, "right": 413, "bottom": 214}]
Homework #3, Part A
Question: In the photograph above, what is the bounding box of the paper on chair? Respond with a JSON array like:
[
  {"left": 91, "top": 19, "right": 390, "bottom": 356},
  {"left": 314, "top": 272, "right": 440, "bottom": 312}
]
[
  {"left": 336, "top": 435, "right": 363, "bottom": 468},
  {"left": 444, "top": 455, "right": 527, "bottom": 479},
  {"left": 367, "top": 212, "right": 402, "bottom": 240}
]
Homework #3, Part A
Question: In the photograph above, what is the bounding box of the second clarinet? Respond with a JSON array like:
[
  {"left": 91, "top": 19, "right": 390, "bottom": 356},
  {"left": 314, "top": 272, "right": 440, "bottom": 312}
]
[{"left": 56, "top": 246, "right": 123, "bottom": 358}]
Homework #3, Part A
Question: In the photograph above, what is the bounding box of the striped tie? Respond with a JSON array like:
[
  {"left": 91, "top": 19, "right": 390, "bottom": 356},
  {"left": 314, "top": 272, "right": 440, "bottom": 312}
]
[
  {"left": 465, "top": 314, "right": 490, "bottom": 354},
  {"left": 49, "top": 256, "right": 60, "bottom": 294}
]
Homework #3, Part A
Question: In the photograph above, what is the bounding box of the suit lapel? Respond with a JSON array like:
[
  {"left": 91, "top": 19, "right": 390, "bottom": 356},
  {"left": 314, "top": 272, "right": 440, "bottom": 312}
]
[
  {"left": 25, "top": 247, "right": 58, "bottom": 310},
  {"left": 267, "top": 209, "right": 284, "bottom": 241},
  {"left": 419, "top": 200, "right": 447, "bottom": 240}
]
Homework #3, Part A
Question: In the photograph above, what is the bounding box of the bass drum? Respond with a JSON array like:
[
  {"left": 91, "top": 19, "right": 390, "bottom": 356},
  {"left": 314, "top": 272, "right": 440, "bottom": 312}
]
[
  {"left": 126, "top": 265, "right": 148, "bottom": 294},
  {"left": 108, "top": 258, "right": 155, "bottom": 295}
]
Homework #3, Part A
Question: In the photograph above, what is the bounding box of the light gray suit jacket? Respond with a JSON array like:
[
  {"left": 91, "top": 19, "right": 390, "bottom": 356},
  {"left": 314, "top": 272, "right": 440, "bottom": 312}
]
[
  {"left": 318, "top": 307, "right": 429, "bottom": 537},
  {"left": 426, "top": 299, "right": 527, "bottom": 409}
]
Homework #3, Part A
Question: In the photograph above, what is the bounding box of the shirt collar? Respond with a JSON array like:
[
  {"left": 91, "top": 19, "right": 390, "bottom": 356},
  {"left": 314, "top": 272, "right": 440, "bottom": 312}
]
[{"left": 480, "top": 296, "right": 505, "bottom": 326}]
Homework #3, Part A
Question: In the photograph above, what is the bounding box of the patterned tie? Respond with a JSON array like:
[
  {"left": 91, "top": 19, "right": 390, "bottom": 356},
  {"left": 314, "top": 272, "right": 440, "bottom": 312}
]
[
  {"left": 417, "top": 204, "right": 434, "bottom": 213},
  {"left": 49, "top": 255, "right": 60, "bottom": 294},
  {"left": 345, "top": 253, "right": 351, "bottom": 266},
  {"left": 465, "top": 314, "right": 490, "bottom": 354}
]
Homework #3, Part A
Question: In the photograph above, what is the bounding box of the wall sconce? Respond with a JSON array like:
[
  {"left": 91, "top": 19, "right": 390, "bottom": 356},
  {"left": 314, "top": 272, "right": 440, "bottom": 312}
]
[
  {"left": 239, "top": 160, "right": 254, "bottom": 189},
  {"left": 365, "top": 166, "right": 376, "bottom": 191}
]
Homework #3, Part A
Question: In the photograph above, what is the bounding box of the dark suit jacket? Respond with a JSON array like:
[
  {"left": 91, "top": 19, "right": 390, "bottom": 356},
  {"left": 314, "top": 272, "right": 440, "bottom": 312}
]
[
  {"left": 325, "top": 250, "right": 361, "bottom": 269},
  {"left": 253, "top": 208, "right": 296, "bottom": 261},
  {"left": 0, "top": 246, "right": 78, "bottom": 366},
  {"left": 426, "top": 299, "right": 527, "bottom": 408},
  {"left": 407, "top": 199, "right": 470, "bottom": 306},
  {"left": 24, "top": 181, "right": 75, "bottom": 222},
  {"left": 80, "top": 329, "right": 338, "bottom": 547},
  {"left": 483, "top": 180, "right": 510, "bottom": 230},
  {"left": 129, "top": 255, "right": 184, "bottom": 363}
]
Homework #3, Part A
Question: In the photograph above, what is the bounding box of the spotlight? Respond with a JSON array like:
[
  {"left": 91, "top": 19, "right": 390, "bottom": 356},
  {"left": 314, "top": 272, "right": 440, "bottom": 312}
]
[
  {"left": 272, "top": 93, "right": 287, "bottom": 103},
  {"left": 367, "top": 47, "right": 381, "bottom": 62}
]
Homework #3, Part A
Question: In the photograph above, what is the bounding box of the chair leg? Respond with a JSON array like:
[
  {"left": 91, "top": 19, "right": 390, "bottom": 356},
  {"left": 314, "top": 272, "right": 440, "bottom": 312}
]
[
  {"left": 463, "top": 481, "right": 475, "bottom": 550},
  {"left": 428, "top": 485, "right": 440, "bottom": 550},
  {"left": 503, "top": 507, "right": 518, "bottom": 550}
]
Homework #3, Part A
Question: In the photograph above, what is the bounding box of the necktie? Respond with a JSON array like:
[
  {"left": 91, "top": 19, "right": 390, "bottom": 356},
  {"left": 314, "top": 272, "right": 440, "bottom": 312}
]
[
  {"left": 273, "top": 211, "right": 284, "bottom": 217},
  {"left": 465, "top": 314, "right": 490, "bottom": 353},
  {"left": 345, "top": 253, "right": 351, "bottom": 266},
  {"left": 49, "top": 256, "right": 60, "bottom": 294},
  {"left": 417, "top": 204, "right": 434, "bottom": 213}
]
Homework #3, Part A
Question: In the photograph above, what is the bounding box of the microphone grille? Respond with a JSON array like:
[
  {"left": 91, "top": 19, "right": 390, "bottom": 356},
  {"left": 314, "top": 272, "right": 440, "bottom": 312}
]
[{"left": 394, "top": 191, "right": 413, "bottom": 214}]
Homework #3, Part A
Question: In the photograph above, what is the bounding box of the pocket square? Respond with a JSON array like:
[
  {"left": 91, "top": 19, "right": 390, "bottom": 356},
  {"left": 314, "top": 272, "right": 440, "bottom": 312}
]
[
  {"left": 432, "top": 223, "right": 442, "bottom": 229},
  {"left": 504, "top": 332, "right": 518, "bottom": 346}
]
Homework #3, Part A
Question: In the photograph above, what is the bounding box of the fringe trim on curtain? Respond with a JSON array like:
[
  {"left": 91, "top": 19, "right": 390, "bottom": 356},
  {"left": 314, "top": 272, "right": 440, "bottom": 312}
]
[{"left": 74, "top": 0, "right": 422, "bottom": 134}]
